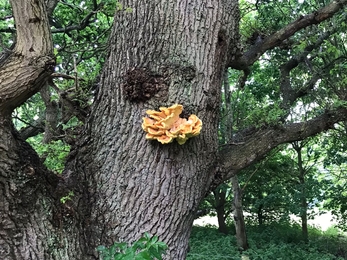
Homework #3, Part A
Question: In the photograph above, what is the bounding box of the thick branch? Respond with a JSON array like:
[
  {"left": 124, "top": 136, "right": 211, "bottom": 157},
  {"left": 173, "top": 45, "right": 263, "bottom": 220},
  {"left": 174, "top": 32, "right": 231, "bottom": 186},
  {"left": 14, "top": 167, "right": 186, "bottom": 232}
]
[
  {"left": 18, "top": 117, "right": 45, "bottom": 140},
  {"left": 46, "top": 0, "right": 59, "bottom": 17},
  {"left": 216, "top": 107, "right": 347, "bottom": 185},
  {"left": 0, "top": 0, "right": 54, "bottom": 115},
  {"left": 229, "top": 0, "right": 347, "bottom": 70},
  {"left": 11, "top": 0, "right": 52, "bottom": 57}
]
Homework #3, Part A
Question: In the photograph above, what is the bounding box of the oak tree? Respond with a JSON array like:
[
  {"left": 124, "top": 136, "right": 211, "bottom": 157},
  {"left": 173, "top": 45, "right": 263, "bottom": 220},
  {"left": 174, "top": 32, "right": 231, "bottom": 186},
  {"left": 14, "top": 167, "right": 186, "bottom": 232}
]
[{"left": 1, "top": 0, "right": 347, "bottom": 259}]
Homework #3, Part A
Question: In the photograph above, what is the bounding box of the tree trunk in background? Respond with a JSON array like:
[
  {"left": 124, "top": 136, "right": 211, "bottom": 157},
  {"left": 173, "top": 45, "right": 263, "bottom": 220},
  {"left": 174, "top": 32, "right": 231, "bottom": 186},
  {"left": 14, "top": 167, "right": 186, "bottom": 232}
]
[
  {"left": 68, "top": 1, "right": 240, "bottom": 259},
  {"left": 213, "top": 188, "right": 229, "bottom": 234},
  {"left": 257, "top": 204, "right": 264, "bottom": 226},
  {"left": 40, "top": 83, "right": 59, "bottom": 143},
  {"left": 301, "top": 194, "right": 309, "bottom": 242},
  {"left": 221, "top": 63, "right": 249, "bottom": 248},
  {"left": 293, "top": 142, "right": 309, "bottom": 242},
  {"left": 232, "top": 175, "right": 249, "bottom": 250}
]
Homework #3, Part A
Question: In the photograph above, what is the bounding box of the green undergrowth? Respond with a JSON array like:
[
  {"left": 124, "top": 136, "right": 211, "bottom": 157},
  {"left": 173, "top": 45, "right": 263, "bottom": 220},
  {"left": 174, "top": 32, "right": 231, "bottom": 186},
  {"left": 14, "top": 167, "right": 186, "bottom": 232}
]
[{"left": 187, "top": 223, "right": 347, "bottom": 260}]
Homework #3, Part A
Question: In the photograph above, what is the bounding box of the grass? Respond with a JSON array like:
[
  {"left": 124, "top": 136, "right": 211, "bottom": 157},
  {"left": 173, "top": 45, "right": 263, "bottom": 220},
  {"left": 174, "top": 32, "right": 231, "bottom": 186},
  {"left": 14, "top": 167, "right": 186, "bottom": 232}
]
[{"left": 187, "top": 222, "right": 347, "bottom": 260}]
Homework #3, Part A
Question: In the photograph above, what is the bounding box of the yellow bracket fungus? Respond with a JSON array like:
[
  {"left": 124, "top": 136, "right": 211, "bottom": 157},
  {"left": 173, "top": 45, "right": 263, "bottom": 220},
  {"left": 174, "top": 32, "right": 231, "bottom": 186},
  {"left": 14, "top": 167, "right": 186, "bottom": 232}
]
[{"left": 142, "top": 104, "right": 202, "bottom": 145}]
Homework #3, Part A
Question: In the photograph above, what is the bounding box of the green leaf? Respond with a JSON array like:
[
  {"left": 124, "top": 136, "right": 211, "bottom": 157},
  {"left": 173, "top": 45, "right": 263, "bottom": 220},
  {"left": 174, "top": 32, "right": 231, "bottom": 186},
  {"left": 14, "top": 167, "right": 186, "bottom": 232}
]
[
  {"left": 135, "top": 250, "right": 152, "bottom": 260},
  {"left": 148, "top": 246, "right": 164, "bottom": 260},
  {"left": 149, "top": 235, "right": 158, "bottom": 244}
]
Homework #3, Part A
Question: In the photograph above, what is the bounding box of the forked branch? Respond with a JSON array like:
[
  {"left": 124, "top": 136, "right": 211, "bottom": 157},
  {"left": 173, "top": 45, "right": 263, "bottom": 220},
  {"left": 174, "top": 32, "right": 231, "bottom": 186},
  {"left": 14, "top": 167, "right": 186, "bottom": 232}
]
[
  {"left": 229, "top": 0, "right": 347, "bottom": 70},
  {"left": 214, "top": 107, "right": 347, "bottom": 187}
]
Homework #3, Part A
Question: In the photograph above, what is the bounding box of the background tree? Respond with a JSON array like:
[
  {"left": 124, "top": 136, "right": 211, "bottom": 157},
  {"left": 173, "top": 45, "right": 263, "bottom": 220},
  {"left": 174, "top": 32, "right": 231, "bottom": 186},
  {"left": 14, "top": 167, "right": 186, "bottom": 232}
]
[
  {"left": 1, "top": 0, "right": 347, "bottom": 259},
  {"left": 200, "top": 0, "right": 347, "bottom": 250},
  {"left": 321, "top": 126, "right": 347, "bottom": 231}
]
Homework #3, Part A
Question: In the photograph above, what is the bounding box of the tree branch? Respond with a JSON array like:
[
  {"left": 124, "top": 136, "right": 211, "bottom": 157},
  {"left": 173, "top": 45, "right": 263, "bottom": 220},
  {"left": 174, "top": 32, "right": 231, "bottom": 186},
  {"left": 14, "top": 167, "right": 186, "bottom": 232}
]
[
  {"left": 215, "top": 107, "right": 347, "bottom": 186},
  {"left": 0, "top": 0, "right": 54, "bottom": 115},
  {"left": 51, "top": 3, "right": 104, "bottom": 34},
  {"left": 229, "top": 0, "right": 347, "bottom": 70},
  {"left": 46, "top": 0, "right": 59, "bottom": 17},
  {"left": 0, "top": 28, "right": 15, "bottom": 33},
  {"left": 17, "top": 116, "right": 45, "bottom": 140},
  {"left": 51, "top": 72, "right": 85, "bottom": 81},
  {"left": 280, "top": 28, "right": 338, "bottom": 109}
]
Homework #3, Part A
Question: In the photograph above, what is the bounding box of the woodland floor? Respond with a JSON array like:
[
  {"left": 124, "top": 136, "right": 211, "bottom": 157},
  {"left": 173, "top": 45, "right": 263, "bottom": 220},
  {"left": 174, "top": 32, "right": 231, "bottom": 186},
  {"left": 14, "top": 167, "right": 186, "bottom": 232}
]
[{"left": 189, "top": 212, "right": 347, "bottom": 260}]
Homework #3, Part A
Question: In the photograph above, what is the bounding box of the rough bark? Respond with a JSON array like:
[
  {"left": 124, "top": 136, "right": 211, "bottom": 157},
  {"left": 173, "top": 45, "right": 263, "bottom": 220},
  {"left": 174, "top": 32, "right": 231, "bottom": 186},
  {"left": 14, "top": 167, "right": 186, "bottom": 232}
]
[
  {"left": 1, "top": 0, "right": 347, "bottom": 259},
  {"left": 0, "top": 1, "right": 82, "bottom": 259},
  {"left": 68, "top": 1, "right": 240, "bottom": 259},
  {"left": 0, "top": 2, "right": 54, "bottom": 114},
  {"left": 0, "top": 116, "right": 82, "bottom": 259}
]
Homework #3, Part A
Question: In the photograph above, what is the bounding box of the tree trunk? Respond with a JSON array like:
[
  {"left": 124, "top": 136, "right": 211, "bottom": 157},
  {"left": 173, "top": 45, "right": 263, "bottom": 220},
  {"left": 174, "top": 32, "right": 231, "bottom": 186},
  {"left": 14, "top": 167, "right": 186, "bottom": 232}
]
[
  {"left": 69, "top": 1, "right": 240, "bottom": 259},
  {"left": 2, "top": 0, "right": 347, "bottom": 259},
  {"left": 0, "top": 1, "right": 84, "bottom": 259},
  {"left": 232, "top": 176, "right": 249, "bottom": 251},
  {"left": 0, "top": 117, "right": 84, "bottom": 259},
  {"left": 257, "top": 204, "right": 264, "bottom": 226},
  {"left": 299, "top": 171, "right": 309, "bottom": 243},
  {"left": 292, "top": 142, "right": 308, "bottom": 242},
  {"left": 221, "top": 66, "right": 249, "bottom": 248},
  {"left": 301, "top": 196, "right": 308, "bottom": 242},
  {"left": 213, "top": 188, "right": 229, "bottom": 234}
]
